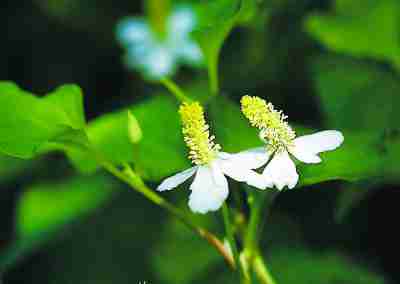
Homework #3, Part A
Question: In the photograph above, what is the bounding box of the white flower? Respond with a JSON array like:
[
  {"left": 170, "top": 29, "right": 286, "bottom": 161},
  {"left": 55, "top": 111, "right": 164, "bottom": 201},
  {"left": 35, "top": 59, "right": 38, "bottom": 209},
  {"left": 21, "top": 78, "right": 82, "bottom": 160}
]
[
  {"left": 241, "top": 96, "right": 344, "bottom": 190},
  {"left": 157, "top": 102, "right": 266, "bottom": 214},
  {"left": 116, "top": 6, "right": 203, "bottom": 79},
  {"left": 157, "top": 150, "right": 268, "bottom": 214}
]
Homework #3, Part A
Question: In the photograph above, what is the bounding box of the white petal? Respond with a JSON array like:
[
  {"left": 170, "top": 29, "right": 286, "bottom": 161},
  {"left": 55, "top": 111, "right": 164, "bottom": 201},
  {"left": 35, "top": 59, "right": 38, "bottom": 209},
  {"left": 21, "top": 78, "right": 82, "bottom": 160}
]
[
  {"left": 246, "top": 171, "right": 273, "bottom": 190},
  {"left": 218, "top": 162, "right": 256, "bottom": 183},
  {"left": 262, "top": 150, "right": 298, "bottom": 190},
  {"left": 169, "top": 7, "right": 196, "bottom": 36},
  {"left": 143, "top": 46, "right": 176, "bottom": 78},
  {"left": 157, "top": 167, "right": 197, "bottom": 192},
  {"left": 218, "top": 148, "right": 269, "bottom": 170},
  {"left": 188, "top": 165, "right": 229, "bottom": 214},
  {"left": 215, "top": 149, "right": 268, "bottom": 185},
  {"left": 210, "top": 162, "right": 227, "bottom": 187},
  {"left": 179, "top": 41, "right": 204, "bottom": 65},
  {"left": 116, "top": 18, "right": 150, "bottom": 47},
  {"left": 290, "top": 130, "right": 344, "bottom": 164}
]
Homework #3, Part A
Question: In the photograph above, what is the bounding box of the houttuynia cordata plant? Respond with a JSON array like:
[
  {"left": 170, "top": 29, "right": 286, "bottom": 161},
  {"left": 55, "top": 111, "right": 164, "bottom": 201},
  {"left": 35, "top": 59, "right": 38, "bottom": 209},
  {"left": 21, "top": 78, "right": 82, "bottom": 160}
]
[{"left": 1, "top": 0, "right": 399, "bottom": 283}]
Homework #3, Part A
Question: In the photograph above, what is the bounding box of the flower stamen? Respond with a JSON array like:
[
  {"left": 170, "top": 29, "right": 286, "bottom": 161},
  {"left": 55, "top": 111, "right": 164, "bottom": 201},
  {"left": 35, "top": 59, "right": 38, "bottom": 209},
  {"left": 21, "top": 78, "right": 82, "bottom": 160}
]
[
  {"left": 179, "top": 102, "right": 220, "bottom": 165},
  {"left": 241, "top": 96, "right": 296, "bottom": 152}
]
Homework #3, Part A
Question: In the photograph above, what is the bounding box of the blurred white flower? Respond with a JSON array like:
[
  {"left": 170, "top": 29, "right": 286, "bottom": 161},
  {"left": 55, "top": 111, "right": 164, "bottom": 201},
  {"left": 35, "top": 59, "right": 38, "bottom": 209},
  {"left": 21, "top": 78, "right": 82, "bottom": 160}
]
[
  {"left": 157, "top": 102, "right": 264, "bottom": 214},
  {"left": 241, "top": 96, "right": 344, "bottom": 190},
  {"left": 116, "top": 6, "right": 203, "bottom": 79}
]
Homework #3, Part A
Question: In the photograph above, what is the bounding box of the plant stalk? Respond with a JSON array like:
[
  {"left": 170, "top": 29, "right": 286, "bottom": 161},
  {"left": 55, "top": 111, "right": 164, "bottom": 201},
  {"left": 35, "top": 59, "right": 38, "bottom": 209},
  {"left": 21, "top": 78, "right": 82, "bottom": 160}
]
[
  {"left": 160, "top": 77, "right": 192, "bottom": 103},
  {"left": 243, "top": 190, "right": 280, "bottom": 284},
  {"left": 146, "top": 0, "right": 170, "bottom": 40},
  {"left": 222, "top": 203, "right": 250, "bottom": 283},
  {"left": 99, "top": 159, "right": 234, "bottom": 268},
  {"left": 253, "top": 253, "right": 277, "bottom": 284}
]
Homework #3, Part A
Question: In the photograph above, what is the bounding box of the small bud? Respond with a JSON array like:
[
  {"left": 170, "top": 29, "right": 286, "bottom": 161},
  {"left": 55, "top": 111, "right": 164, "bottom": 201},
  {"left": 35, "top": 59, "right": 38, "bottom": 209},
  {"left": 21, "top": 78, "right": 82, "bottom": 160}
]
[{"left": 127, "top": 111, "right": 143, "bottom": 144}]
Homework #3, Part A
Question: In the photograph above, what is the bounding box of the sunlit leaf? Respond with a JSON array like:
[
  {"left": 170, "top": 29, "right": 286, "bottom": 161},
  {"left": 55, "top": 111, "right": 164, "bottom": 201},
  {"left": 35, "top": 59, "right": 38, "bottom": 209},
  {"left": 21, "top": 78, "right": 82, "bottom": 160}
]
[
  {"left": 0, "top": 82, "right": 86, "bottom": 159},
  {"left": 69, "top": 95, "right": 189, "bottom": 180}
]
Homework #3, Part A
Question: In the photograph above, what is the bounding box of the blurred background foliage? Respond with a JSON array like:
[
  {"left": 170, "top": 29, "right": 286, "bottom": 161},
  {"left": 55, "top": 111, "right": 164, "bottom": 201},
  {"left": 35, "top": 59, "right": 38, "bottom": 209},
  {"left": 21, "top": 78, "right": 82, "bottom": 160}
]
[{"left": 0, "top": 0, "right": 399, "bottom": 283}]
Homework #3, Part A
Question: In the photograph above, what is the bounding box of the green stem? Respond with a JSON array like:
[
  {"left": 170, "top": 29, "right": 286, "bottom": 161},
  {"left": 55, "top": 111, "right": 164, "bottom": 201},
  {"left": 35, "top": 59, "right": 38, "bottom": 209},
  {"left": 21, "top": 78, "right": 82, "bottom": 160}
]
[
  {"left": 222, "top": 203, "right": 250, "bottom": 283},
  {"left": 245, "top": 190, "right": 267, "bottom": 250},
  {"left": 243, "top": 190, "right": 279, "bottom": 284},
  {"left": 99, "top": 158, "right": 234, "bottom": 268},
  {"left": 160, "top": 77, "right": 192, "bottom": 103},
  {"left": 245, "top": 190, "right": 279, "bottom": 249},
  {"left": 146, "top": 0, "right": 170, "bottom": 40},
  {"left": 253, "top": 253, "right": 277, "bottom": 284},
  {"left": 209, "top": 56, "right": 219, "bottom": 96}
]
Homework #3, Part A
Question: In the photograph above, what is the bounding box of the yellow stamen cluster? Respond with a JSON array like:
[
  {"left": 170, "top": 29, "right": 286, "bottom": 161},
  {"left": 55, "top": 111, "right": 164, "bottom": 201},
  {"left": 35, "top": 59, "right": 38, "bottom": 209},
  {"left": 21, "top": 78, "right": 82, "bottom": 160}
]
[
  {"left": 241, "top": 96, "right": 296, "bottom": 152},
  {"left": 179, "top": 102, "right": 220, "bottom": 165}
]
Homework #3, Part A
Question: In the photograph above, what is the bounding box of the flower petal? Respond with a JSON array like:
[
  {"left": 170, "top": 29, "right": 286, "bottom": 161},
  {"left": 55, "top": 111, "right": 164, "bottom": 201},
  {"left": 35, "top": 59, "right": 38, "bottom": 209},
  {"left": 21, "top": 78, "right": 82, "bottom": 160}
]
[
  {"left": 116, "top": 18, "right": 151, "bottom": 47},
  {"left": 169, "top": 7, "right": 196, "bottom": 36},
  {"left": 218, "top": 148, "right": 269, "bottom": 170},
  {"left": 157, "top": 166, "right": 198, "bottom": 192},
  {"left": 290, "top": 130, "right": 344, "bottom": 164},
  {"left": 178, "top": 41, "right": 204, "bottom": 65},
  {"left": 246, "top": 171, "right": 273, "bottom": 190},
  {"left": 215, "top": 149, "right": 269, "bottom": 188},
  {"left": 188, "top": 165, "right": 229, "bottom": 214},
  {"left": 262, "top": 150, "right": 298, "bottom": 190},
  {"left": 141, "top": 46, "right": 176, "bottom": 78}
]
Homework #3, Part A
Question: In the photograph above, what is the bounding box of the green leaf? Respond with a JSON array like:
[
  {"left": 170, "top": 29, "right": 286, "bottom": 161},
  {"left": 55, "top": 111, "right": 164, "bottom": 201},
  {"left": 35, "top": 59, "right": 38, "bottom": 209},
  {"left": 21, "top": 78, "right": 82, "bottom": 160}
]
[
  {"left": 298, "top": 131, "right": 384, "bottom": 187},
  {"left": 0, "top": 174, "right": 117, "bottom": 270},
  {"left": 236, "top": 0, "right": 258, "bottom": 24},
  {"left": 210, "top": 95, "right": 260, "bottom": 152},
  {"left": 69, "top": 95, "right": 189, "bottom": 180},
  {"left": 312, "top": 55, "right": 399, "bottom": 131},
  {"left": 333, "top": 131, "right": 400, "bottom": 221},
  {"left": 308, "top": 55, "right": 400, "bottom": 186},
  {"left": 333, "top": 132, "right": 400, "bottom": 221},
  {"left": 268, "top": 246, "right": 385, "bottom": 284},
  {"left": 305, "top": 0, "right": 400, "bottom": 68},
  {"left": 193, "top": 0, "right": 260, "bottom": 93},
  {"left": 0, "top": 82, "right": 86, "bottom": 159},
  {"left": 132, "top": 96, "right": 188, "bottom": 180}
]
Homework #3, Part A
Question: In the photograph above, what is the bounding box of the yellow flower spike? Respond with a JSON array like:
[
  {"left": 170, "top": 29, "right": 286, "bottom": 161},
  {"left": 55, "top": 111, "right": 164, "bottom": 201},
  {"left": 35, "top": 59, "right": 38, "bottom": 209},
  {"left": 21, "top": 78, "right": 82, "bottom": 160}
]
[
  {"left": 179, "top": 102, "right": 221, "bottom": 165},
  {"left": 241, "top": 96, "right": 296, "bottom": 153}
]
